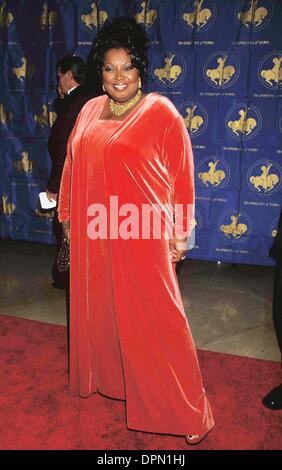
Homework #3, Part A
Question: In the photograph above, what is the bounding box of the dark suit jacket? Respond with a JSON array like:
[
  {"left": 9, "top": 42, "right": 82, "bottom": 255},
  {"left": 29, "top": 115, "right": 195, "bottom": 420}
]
[
  {"left": 47, "top": 85, "right": 94, "bottom": 194},
  {"left": 269, "top": 208, "right": 282, "bottom": 264}
]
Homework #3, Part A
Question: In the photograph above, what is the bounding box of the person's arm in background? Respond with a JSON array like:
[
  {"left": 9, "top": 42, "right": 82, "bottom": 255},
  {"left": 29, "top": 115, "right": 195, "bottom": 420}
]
[
  {"left": 53, "top": 85, "right": 66, "bottom": 113},
  {"left": 46, "top": 97, "right": 88, "bottom": 200},
  {"left": 46, "top": 87, "right": 67, "bottom": 202}
]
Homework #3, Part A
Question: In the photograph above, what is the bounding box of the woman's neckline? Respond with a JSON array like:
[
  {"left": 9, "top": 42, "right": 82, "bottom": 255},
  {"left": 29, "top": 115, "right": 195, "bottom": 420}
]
[
  {"left": 97, "top": 92, "right": 156, "bottom": 123},
  {"left": 96, "top": 118, "right": 122, "bottom": 123}
]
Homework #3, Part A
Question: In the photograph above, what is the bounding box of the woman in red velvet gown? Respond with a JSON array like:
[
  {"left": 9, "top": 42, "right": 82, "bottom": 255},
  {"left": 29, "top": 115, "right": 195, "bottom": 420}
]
[{"left": 58, "top": 18, "right": 214, "bottom": 445}]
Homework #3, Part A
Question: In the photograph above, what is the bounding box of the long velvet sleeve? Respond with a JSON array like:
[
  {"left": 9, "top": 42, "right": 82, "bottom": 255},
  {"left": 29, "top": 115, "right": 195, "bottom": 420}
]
[
  {"left": 57, "top": 132, "right": 73, "bottom": 223},
  {"left": 163, "top": 116, "right": 195, "bottom": 250}
]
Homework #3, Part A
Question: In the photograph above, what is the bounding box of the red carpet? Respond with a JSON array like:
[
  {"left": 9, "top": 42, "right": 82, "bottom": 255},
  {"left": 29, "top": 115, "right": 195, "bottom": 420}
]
[{"left": 0, "top": 315, "right": 281, "bottom": 450}]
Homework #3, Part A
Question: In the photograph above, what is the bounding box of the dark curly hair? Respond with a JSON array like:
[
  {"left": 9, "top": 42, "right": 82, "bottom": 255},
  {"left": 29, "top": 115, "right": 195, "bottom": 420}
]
[{"left": 87, "top": 17, "right": 148, "bottom": 93}]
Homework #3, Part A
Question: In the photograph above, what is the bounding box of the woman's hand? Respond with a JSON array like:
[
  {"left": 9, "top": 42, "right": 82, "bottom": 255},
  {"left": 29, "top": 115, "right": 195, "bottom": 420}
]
[{"left": 169, "top": 238, "right": 187, "bottom": 263}]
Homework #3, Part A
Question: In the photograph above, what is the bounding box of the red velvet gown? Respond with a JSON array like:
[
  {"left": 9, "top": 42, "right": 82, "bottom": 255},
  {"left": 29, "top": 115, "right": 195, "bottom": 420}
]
[{"left": 58, "top": 93, "right": 214, "bottom": 436}]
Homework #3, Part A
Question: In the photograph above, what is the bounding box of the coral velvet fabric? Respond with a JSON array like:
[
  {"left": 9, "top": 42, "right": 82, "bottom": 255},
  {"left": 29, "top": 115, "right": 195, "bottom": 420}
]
[{"left": 58, "top": 93, "right": 214, "bottom": 436}]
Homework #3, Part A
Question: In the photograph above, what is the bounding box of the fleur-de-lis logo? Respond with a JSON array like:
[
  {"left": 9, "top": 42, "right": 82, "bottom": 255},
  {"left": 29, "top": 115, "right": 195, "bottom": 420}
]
[
  {"left": 34, "top": 104, "right": 56, "bottom": 127},
  {"left": 1, "top": 196, "right": 15, "bottom": 215},
  {"left": 81, "top": 2, "right": 108, "bottom": 30},
  {"left": 0, "top": 1, "right": 13, "bottom": 28},
  {"left": 12, "top": 57, "right": 36, "bottom": 82},
  {"left": 237, "top": 0, "right": 271, "bottom": 31},
  {"left": 259, "top": 53, "right": 282, "bottom": 90},
  {"left": 0, "top": 103, "right": 12, "bottom": 124},
  {"left": 228, "top": 109, "right": 256, "bottom": 136},
  {"left": 13, "top": 57, "right": 27, "bottom": 81},
  {"left": 198, "top": 159, "right": 228, "bottom": 189},
  {"left": 39, "top": 3, "right": 58, "bottom": 29},
  {"left": 220, "top": 214, "right": 248, "bottom": 240},
  {"left": 135, "top": 1, "right": 158, "bottom": 27},
  {"left": 153, "top": 53, "right": 184, "bottom": 87},
  {"left": 13, "top": 151, "right": 33, "bottom": 173},
  {"left": 184, "top": 105, "right": 204, "bottom": 133},
  {"left": 205, "top": 52, "right": 239, "bottom": 88},
  {"left": 180, "top": 103, "right": 208, "bottom": 137},
  {"left": 248, "top": 161, "right": 281, "bottom": 195},
  {"left": 182, "top": 0, "right": 215, "bottom": 31},
  {"left": 225, "top": 104, "right": 261, "bottom": 141}
]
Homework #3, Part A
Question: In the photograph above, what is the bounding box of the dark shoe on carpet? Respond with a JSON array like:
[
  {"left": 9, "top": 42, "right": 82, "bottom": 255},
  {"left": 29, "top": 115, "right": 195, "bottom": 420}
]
[
  {"left": 52, "top": 282, "right": 66, "bottom": 290},
  {"left": 262, "top": 384, "right": 282, "bottom": 410}
]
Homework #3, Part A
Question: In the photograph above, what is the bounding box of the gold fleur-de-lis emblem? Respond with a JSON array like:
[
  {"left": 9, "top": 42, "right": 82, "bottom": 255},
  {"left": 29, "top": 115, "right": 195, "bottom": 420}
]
[
  {"left": 135, "top": 1, "right": 158, "bottom": 27},
  {"left": 49, "top": 109, "right": 57, "bottom": 126},
  {"left": 206, "top": 55, "right": 236, "bottom": 86},
  {"left": 0, "top": 103, "right": 12, "bottom": 124},
  {"left": 198, "top": 160, "right": 226, "bottom": 187},
  {"left": 182, "top": 0, "right": 212, "bottom": 29},
  {"left": 39, "top": 3, "right": 58, "bottom": 29},
  {"left": 81, "top": 2, "right": 108, "bottom": 30},
  {"left": 260, "top": 57, "right": 282, "bottom": 87},
  {"left": 12, "top": 57, "right": 36, "bottom": 82},
  {"left": 13, "top": 151, "right": 33, "bottom": 173},
  {"left": 2, "top": 196, "right": 15, "bottom": 215},
  {"left": 13, "top": 57, "right": 27, "bottom": 81},
  {"left": 249, "top": 164, "right": 279, "bottom": 192},
  {"left": 237, "top": 0, "right": 269, "bottom": 28},
  {"left": 220, "top": 214, "right": 248, "bottom": 239},
  {"left": 34, "top": 104, "right": 57, "bottom": 127},
  {"left": 228, "top": 108, "right": 257, "bottom": 137},
  {"left": 154, "top": 55, "right": 182, "bottom": 84},
  {"left": 0, "top": 1, "right": 13, "bottom": 28},
  {"left": 183, "top": 105, "right": 204, "bottom": 133}
]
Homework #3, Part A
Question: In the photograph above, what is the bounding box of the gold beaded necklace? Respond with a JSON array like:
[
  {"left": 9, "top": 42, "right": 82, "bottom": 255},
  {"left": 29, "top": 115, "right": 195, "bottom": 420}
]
[{"left": 109, "top": 89, "right": 142, "bottom": 117}]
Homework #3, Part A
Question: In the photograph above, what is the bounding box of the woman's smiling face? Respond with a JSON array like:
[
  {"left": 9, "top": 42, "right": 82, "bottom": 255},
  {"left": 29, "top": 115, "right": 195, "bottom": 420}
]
[{"left": 102, "top": 48, "right": 140, "bottom": 103}]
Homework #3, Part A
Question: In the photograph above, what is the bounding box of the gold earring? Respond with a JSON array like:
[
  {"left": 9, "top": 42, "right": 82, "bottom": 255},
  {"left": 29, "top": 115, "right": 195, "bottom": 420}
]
[{"left": 138, "top": 77, "right": 142, "bottom": 90}]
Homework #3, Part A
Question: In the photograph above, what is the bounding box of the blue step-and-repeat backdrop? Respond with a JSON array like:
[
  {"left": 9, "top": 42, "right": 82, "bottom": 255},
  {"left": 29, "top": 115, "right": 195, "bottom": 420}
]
[{"left": 0, "top": 0, "right": 282, "bottom": 265}]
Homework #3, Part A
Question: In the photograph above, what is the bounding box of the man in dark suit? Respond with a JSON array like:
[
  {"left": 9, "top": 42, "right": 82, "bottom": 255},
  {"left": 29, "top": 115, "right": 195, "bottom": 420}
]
[
  {"left": 46, "top": 56, "right": 94, "bottom": 289},
  {"left": 262, "top": 209, "right": 282, "bottom": 410}
]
